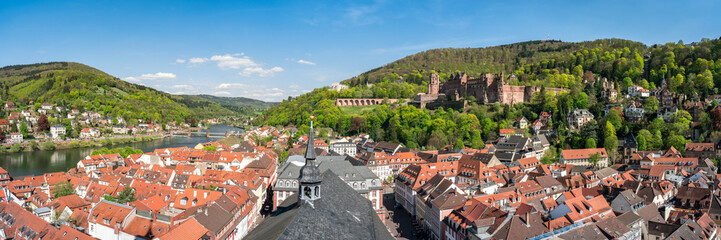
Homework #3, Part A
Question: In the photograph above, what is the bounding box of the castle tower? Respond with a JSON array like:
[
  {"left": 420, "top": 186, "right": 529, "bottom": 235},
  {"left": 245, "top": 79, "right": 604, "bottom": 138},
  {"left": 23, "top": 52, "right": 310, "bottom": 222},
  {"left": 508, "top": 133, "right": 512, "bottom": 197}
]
[
  {"left": 299, "top": 116, "right": 322, "bottom": 203},
  {"left": 428, "top": 73, "right": 440, "bottom": 95},
  {"left": 497, "top": 73, "right": 505, "bottom": 103}
]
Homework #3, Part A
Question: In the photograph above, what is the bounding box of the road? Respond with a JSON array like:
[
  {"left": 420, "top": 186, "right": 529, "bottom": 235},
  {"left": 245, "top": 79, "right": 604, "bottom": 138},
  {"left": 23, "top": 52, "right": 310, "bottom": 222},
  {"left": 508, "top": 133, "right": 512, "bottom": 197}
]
[{"left": 382, "top": 186, "right": 423, "bottom": 240}]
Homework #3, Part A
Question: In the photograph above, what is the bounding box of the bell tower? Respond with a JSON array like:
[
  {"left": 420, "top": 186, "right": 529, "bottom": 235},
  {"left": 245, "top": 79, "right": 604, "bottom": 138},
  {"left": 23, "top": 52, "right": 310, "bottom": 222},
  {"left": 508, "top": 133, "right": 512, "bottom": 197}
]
[{"left": 299, "top": 116, "right": 322, "bottom": 202}]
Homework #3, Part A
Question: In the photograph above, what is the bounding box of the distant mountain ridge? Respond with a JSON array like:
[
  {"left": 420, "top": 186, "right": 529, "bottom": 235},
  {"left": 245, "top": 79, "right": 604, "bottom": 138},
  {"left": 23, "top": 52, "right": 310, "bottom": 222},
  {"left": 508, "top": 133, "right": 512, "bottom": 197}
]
[
  {"left": 175, "top": 94, "right": 277, "bottom": 116},
  {"left": 0, "top": 62, "right": 273, "bottom": 121}
]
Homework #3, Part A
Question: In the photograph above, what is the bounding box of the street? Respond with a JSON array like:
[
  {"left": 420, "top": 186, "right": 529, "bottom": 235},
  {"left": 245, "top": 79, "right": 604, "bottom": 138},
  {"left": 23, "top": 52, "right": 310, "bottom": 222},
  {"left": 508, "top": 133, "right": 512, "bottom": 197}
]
[{"left": 382, "top": 186, "right": 423, "bottom": 240}]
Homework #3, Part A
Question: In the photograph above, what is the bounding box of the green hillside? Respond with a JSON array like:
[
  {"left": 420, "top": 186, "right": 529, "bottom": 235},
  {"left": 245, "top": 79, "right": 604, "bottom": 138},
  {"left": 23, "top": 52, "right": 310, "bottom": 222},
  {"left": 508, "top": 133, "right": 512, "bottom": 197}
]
[
  {"left": 343, "top": 39, "right": 650, "bottom": 87},
  {"left": 0, "top": 62, "right": 268, "bottom": 122},
  {"left": 258, "top": 37, "right": 721, "bottom": 152},
  {"left": 179, "top": 94, "right": 277, "bottom": 115}
]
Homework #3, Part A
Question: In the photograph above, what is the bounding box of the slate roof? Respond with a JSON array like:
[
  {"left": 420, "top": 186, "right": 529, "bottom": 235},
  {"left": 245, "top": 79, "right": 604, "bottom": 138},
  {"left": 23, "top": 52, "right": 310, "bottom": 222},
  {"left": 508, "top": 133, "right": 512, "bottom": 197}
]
[
  {"left": 245, "top": 171, "right": 393, "bottom": 240},
  {"left": 491, "top": 213, "right": 549, "bottom": 239},
  {"left": 616, "top": 211, "right": 642, "bottom": 227},
  {"left": 594, "top": 167, "right": 618, "bottom": 179},
  {"left": 275, "top": 155, "right": 380, "bottom": 192},
  {"left": 708, "top": 196, "right": 721, "bottom": 215},
  {"left": 618, "top": 189, "right": 645, "bottom": 206},
  {"left": 636, "top": 203, "right": 664, "bottom": 223}
]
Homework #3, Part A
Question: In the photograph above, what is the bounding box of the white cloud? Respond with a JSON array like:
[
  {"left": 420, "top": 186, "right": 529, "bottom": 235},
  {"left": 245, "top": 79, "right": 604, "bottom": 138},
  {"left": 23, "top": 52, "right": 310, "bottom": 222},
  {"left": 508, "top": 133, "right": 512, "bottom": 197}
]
[
  {"left": 239, "top": 66, "right": 284, "bottom": 77},
  {"left": 297, "top": 59, "right": 316, "bottom": 65},
  {"left": 216, "top": 83, "right": 248, "bottom": 89},
  {"left": 314, "top": 77, "right": 327, "bottom": 82},
  {"left": 184, "top": 53, "right": 284, "bottom": 77},
  {"left": 208, "top": 84, "right": 311, "bottom": 101},
  {"left": 175, "top": 59, "right": 186, "bottom": 63},
  {"left": 189, "top": 57, "right": 208, "bottom": 64},
  {"left": 122, "top": 72, "right": 176, "bottom": 83},
  {"left": 139, "top": 72, "right": 177, "bottom": 80},
  {"left": 210, "top": 54, "right": 258, "bottom": 70}
]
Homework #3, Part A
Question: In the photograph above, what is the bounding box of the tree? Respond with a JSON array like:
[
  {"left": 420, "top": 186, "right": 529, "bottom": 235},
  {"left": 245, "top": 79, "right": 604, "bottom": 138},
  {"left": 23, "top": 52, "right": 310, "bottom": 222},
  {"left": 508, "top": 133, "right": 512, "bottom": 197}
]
[
  {"left": 604, "top": 135, "right": 618, "bottom": 160},
  {"left": 576, "top": 92, "right": 589, "bottom": 109},
  {"left": 470, "top": 129, "right": 485, "bottom": 149},
  {"left": 37, "top": 114, "right": 49, "bottom": 132},
  {"left": 589, "top": 153, "right": 601, "bottom": 167},
  {"left": 189, "top": 118, "right": 197, "bottom": 127},
  {"left": 605, "top": 121, "right": 617, "bottom": 139},
  {"left": 644, "top": 97, "right": 659, "bottom": 114},
  {"left": 711, "top": 107, "right": 721, "bottom": 130},
  {"left": 40, "top": 141, "right": 55, "bottom": 151},
  {"left": 107, "top": 187, "right": 137, "bottom": 204},
  {"left": 607, "top": 109, "right": 622, "bottom": 131},
  {"left": 580, "top": 120, "right": 599, "bottom": 145},
  {"left": 637, "top": 135, "right": 647, "bottom": 151},
  {"left": 541, "top": 146, "right": 558, "bottom": 164},
  {"left": 19, "top": 122, "right": 28, "bottom": 138},
  {"left": 202, "top": 145, "right": 217, "bottom": 151},
  {"left": 0, "top": 131, "right": 5, "bottom": 143},
  {"left": 585, "top": 138, "right": 597, "bottom": 148},
  {"left": 9, "top": 144, "right": 22, "bottom": 153},
  {"left": 454, "top": 139, "right": 464, "bottom": 150},
  {"left": 670, "top": 73, "right": 684, "bottom": 92},
  {"left": 666, "top": 135, "right": 687, "bottom": 155},
  {"left": 53, "top": 182, "right": 76, "bottom": 197},
  {"left": 622, "top": 77, "right": 634, "bottom": 91}
]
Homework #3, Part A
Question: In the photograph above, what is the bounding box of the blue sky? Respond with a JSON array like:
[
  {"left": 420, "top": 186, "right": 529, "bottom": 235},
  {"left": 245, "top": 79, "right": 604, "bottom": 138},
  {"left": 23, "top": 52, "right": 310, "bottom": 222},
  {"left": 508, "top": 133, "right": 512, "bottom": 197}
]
[{"left": 1, "top": 0, "right": 719, "bottom": 102}]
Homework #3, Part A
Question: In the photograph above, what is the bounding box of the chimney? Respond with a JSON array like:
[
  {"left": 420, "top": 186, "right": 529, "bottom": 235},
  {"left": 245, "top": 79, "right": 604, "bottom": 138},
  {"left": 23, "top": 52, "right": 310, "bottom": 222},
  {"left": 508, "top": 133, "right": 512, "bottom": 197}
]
[{"left": 204, "top": 192, "right": 208, "bottom": 198}]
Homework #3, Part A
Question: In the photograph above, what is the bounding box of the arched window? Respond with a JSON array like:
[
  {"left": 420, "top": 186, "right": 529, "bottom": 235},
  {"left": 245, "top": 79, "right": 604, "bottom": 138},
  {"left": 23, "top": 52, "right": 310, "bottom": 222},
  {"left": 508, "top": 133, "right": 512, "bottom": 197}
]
[
  {"left": 304, "top": 186, "right": 311, "bottom": 198},
  {"left": 314, "top": 186, "right": 319, "bottom": 197}
]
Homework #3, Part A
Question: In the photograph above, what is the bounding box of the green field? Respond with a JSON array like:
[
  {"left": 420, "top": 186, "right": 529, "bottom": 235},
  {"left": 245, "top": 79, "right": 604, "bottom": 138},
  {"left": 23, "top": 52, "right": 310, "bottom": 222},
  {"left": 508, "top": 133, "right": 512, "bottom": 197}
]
[{"left": 341, "top": 105, "right": 381, "bottom": 115}]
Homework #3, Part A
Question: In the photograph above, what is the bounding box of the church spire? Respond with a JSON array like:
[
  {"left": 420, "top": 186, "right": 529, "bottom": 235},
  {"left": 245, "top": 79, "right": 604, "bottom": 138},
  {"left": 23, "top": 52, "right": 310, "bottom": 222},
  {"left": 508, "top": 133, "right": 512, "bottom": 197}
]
[
  {"left": 299, "top": 116, "right": 321, "bottom": 202},
  {"left": 304, "top": 119, "right": 317, "bottom": 160}
]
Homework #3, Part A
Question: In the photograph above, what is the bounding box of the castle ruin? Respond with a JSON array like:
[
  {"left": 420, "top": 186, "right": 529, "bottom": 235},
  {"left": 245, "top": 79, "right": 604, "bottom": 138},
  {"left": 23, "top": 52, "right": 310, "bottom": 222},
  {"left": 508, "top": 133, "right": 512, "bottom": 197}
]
[{"left": 414, "top": 72, "right": 564, "bottom": 108}]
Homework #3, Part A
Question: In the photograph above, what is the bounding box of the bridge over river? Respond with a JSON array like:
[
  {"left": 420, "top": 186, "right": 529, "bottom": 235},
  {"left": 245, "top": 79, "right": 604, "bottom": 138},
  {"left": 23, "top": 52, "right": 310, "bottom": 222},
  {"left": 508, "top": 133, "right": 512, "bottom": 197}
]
[{"left": 169, "top": 129, "right": 243, "bottom": 138}]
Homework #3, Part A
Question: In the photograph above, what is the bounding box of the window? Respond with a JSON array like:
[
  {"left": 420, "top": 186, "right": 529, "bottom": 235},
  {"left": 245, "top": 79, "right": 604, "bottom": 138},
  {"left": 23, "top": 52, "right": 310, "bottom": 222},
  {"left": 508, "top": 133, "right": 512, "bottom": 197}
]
[{"left": 103, "top": 219, "right": 110, "bottom": 225}]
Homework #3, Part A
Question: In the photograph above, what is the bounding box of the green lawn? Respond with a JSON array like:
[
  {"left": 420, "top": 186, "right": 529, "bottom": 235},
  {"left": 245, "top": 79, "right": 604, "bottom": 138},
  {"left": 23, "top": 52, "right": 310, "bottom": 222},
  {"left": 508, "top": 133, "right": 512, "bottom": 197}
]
[{"left": 341, "top": 105, "right": 381, "bottom": 115}]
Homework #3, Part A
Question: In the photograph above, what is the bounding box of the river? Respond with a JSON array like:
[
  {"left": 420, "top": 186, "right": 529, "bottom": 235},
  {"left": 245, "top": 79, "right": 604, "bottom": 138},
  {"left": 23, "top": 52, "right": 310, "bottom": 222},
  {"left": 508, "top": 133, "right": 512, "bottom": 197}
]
[{"left": 0, "top": 124, "right": 244, "bottom": 178}]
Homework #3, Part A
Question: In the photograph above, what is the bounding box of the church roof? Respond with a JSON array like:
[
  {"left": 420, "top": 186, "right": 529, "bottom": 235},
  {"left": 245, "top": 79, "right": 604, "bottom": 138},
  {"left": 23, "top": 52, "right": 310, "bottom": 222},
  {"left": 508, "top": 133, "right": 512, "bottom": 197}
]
[
  {"left": 245, "top": 170, "right": 393, "bottom": 240},
  {"left": 274, "top": 155, "right": 381, "bottom": 192}
]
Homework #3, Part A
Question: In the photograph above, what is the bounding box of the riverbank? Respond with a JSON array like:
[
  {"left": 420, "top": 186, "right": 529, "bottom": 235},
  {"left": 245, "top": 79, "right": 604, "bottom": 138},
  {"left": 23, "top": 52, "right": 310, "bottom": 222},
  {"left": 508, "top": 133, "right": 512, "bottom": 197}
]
[
  {"left": 0, "top": 134, "right": 164, "bottom": 153},
  {"left": 0, "top": 124, "right": 243, "bottom": 177}
]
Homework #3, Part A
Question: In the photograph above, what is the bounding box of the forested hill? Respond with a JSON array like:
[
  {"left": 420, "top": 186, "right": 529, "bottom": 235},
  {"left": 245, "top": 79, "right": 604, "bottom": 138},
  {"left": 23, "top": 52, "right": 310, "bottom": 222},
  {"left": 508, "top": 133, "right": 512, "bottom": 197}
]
[
  {"left": 0, "top": 62, "right": 271, "bottom": 122},
  {"left": 179, "top": 94, "right": 277, "bottom": 116},
  {"left": 344, "top": 39, "right": 651, "bottom": 86},
  {"left": 257, "top": 37, "right": 721, "bottom": 151}
]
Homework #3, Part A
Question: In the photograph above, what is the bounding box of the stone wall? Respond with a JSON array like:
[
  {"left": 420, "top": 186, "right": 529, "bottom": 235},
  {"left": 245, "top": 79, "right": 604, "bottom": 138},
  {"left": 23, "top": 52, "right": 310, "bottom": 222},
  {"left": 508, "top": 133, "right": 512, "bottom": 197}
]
[{"left": 335, "top": 98, "right": 399, "bottom": 107}]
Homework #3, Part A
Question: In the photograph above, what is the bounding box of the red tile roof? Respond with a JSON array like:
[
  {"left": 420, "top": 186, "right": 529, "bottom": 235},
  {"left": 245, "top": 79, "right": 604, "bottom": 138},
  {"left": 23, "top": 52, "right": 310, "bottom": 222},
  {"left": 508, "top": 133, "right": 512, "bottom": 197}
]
[
  {"left": 562, "top": 148, "right": 607, "bottom": 160},
  {"left": 158, "top": 217, "right": 209, "bottom": 240},
  {"left": 90, "top": 201, "right": 134, "bottom": 228}
]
